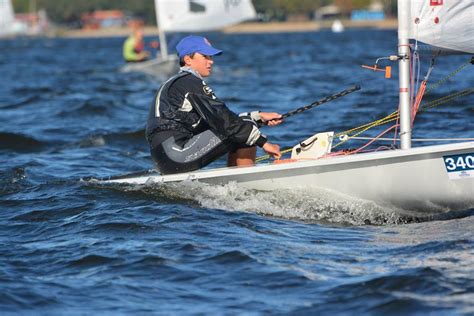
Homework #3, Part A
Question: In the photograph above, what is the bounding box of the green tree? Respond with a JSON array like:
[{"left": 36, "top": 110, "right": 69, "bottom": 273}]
[
  {"left": 12, "top": 0, "right": 29, "bottom": 12},
  {"left": 13, "top": 0, "right": 156, "bottom": 25},
  {"left": 253, "top": 0, "right": 332, "bottom": 20},
  {"left": 13, "top": 0, "right": 391, "bottom": 25}
]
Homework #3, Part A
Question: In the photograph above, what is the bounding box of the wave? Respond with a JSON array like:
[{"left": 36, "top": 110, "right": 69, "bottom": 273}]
[
  {"left": 0, "top": 167, "right": 28, "bottom": 196},
  {"left": 64, "top": 99, "right": 110, "bottom": 116},
  {"left": 67, "top": 254, "right": 118, "bottom": 268},
  {"left": 12, "top": 86, "right": 55, "bottom": 95},
  {"left": 200, "top": 250, "right": 255, "bottom": 265},
  {"left": 0, "top": 132, "right": 46, "bottom": 152},
  {"left": 90, "top": 222, "right": 154, "bottom": 232},
  {"left": 76, "top": 129, "right": 145, "bottom": 148},
  {"left": 105, "top": 129, "right": 146, "bottom": 141},
  {"left": 0, "top": 95, "right": 41, "bottom": 109},
  {"left": 78, "top": 135, "right": 107, "bottom": 148},
  {"left": 291, "top": 267, "right": 451, "bottom": 314}
]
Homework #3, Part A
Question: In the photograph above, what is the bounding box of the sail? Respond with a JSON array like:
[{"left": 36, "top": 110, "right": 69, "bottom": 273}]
[
  {"left": 0, "top": 0, "right": 15, "bottom": 36},
  {"left": 155, "top": 0, "right": 256, "bottom": 32},
  {"left": 408, "top": 0, "right": 474, "bottom": 54}
]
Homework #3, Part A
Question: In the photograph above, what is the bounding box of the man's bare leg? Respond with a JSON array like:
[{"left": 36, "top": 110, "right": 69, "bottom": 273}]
[{"left": 227, "top": 146, "right": 257, "bottom": 167}]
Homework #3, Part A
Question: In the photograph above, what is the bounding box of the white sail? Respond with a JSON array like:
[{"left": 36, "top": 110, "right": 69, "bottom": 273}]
[
  {"left": 408, "top": 0, "right": 474, "bottom": 54},
  {"left": 0, "top": 0, "right": 15, "bottom": 36},
  {"left": 156, "top": 0, "right": 256, "bottom": 32}
]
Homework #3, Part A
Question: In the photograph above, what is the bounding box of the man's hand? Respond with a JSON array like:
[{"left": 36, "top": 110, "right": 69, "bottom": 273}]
[
  {"left": 262, "top": 142, "right": 281, "bottom": 159},
  {"left": 260, "top": 112, "right": 283, "bottom": 126}
]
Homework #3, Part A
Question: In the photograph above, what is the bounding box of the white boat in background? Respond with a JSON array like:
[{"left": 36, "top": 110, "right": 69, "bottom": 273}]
[
  {"left": 0, "top": 0, "right": 28, "bottom": 37},
  {"left": 0, "top": 0, "right": 16, "bottom": 37},
  {"left": 331, "top": 19, "right": 344, "bottom": 33},
  {"left": 122, "top": 0, "right": 257, "bottom": 75},
  {"left": 109, "top": 1, "right": 474, "bottom": 214}
]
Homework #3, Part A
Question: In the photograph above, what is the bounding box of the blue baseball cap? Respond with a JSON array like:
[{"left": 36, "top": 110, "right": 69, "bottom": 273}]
[{"left": 176, "top": 35, "right": 223, "bottom": 59}]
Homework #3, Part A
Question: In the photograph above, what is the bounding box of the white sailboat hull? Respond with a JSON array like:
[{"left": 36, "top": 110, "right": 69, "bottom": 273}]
[
  {"left": 104, "top": 142, "right": 474, "bottom": 212},
  {"left": 121, "top": 55, "right": 178, "bottom": 75}
]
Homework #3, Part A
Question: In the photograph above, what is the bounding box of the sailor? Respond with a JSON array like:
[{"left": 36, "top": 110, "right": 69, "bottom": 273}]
[
  {"left": 146, "top": 35, "right": 282, "bottom": 175},
  {"left": 123, "top": 27, "right": 150, "bottom": 62}
]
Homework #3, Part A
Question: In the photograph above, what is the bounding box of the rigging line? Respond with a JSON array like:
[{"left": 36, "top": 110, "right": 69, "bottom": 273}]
[
  {"left": 338, "top": 86, "right": 472, "bottom": 140},
  {"left": 332, "top": 87, "right": 471, "bottom": 151},
  {"left": 308, "top": 62, "right": 468, "bottom": 156},
  {"left": 421, "top": 88, "right": 474, "bottom": 110},
  {"left": 424, "top": 58, "right": 471, "bottom": 94},
  {"left": 339, "top": 60, "right": 469, "bottom": 144},
  {"left": 337, "top": 59, "right": 468, "bottom": 139},
  {"left": 341, "top": 87, "right": 472, "bottom": 139},
  {"left": 335, "top": 111, "right": 398, "bottom": 137},
  {"left": 339, "top": 136, "right": 474, "bottom": 142},
  {"left": 334, "top": 125, "right": 399, "bottom": 155},
  {"left": 410, "top": 45, "right": 420, "bottom": 107},
  {"left": 257, "top": 62, "right": 471, "bottom": 163},
  {"left": 344, "top": 87, "right": 471, "bottom": 137},
  {"left": 333, "top": 121, "right": 399, "bottom": 149},
  {"left": 266, "top": 116, "right": 400, "bottom": 161},
  {"left": 256, "top": 148, "right": 291, "bottom": 163},
  {"left": 412, "top": 59, "right": 435, "bottom": 122},
  {"left": 256, "top": 88, "right": 471, "bottom": 163},
  {"left": 257, "top": 113, "right": 398, "bottom": 162},
  {"left": 335, "top": 87, "right": 472, "bottom": 147}
]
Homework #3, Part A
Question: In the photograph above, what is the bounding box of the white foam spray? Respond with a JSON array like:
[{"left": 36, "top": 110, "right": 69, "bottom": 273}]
[{"left": 124, "top": 180, "right": 418, "bottom": 226}]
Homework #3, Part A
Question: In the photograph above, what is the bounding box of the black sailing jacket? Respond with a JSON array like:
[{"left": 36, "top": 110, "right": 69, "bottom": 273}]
[{"left": 146, "top": 70, "right": 267, "bottom": 148}]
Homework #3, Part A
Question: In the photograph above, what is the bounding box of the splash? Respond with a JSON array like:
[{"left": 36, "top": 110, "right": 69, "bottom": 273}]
[{"left": 113, "top": 180, "right": 417, "bottom": 226}]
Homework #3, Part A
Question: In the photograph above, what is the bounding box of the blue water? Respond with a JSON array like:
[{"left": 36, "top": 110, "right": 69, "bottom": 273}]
[{"left": 1, "top": 30, "right": 473, "bottom": 315}]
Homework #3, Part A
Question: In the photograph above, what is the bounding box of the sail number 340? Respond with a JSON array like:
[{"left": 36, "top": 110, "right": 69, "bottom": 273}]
[{"left": 443, "top": 153, "right": 474, "bottom": 172}]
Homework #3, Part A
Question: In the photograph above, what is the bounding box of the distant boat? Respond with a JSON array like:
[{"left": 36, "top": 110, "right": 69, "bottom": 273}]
[
  {"left": 0, "top": 0, "right": 28, "bottom": 37},
  {"left": 122, "top": 0, "right": 257, "bottom": 75},
  {"left": 0, "top": 0, "right": 16, "bottom": 37},
  {"left": 331, "top": 19, "right": 344, "bottom": 33},
  {"left": 0, "top": 0, "right": 50, "bottom": 38}
]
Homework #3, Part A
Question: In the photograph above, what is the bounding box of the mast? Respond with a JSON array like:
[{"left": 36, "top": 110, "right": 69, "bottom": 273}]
[
  {"left": 154, "top": 0, "right": 169, "bottom": 60},
  {"left": 397, "top": 0, "right": 412, "bottom": 149}
]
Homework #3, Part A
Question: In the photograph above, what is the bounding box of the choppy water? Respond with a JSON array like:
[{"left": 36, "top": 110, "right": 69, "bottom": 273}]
[{"left": 1, "top": 31, "right": 473, "bottom": 314}]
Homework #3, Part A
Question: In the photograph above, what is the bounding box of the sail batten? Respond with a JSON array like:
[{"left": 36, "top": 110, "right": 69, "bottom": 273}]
[{"left": 408, "top": 1, "right": 474, "bottom": 54}]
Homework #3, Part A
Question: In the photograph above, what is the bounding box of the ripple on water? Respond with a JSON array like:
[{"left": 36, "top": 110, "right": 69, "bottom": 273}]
[{"left": 0, "top": 33, "right": 473, "bottom": 315}]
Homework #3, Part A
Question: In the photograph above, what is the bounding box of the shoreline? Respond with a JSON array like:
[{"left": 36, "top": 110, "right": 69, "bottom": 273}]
[{"left": 57, "top": 19, "right": 398, "bottom": 39}]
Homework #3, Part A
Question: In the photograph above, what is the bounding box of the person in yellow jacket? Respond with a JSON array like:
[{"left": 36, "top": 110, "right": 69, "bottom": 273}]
[{"left": 123, "top": 28, "right": 150, "bottom": 62}]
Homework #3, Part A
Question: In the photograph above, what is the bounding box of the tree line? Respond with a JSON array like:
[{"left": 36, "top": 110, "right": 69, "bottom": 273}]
[{"left": 12, "top": 0, "right": 378, "bottom": 25}]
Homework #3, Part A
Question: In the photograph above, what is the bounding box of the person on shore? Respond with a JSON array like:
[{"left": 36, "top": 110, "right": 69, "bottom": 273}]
[
  {"left": 123, "top": 28, "right": 150, "bottom": 62},
  {"left": 145, "top": 35, "right": 282, "bottom": 175}
]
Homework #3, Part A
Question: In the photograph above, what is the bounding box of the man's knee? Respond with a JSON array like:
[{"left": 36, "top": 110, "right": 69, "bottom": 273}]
[{"left": 227, "top": 146, "right": 256, "bottom": 167}]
